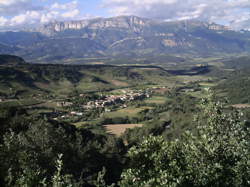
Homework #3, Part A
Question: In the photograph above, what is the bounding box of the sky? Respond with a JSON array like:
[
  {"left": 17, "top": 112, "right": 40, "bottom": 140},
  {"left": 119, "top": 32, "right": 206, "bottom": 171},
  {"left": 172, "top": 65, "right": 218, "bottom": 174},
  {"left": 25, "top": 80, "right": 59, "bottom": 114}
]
[{"left": 0, "top": 0, "right": 250, "bottom": 30}]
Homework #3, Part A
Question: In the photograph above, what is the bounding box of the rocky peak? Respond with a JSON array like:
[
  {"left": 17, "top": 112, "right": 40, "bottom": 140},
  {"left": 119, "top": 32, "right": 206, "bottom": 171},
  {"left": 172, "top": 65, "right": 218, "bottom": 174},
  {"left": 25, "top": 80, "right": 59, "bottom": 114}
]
[
  {"left": 39, "top": 16, "right": 151, "bottom": 35},
  {"left": 37, "top": 16, "right": 232, "bottom": 37},
  {"left": 207, "top": 23, "right": 231, "bottom": 31}
]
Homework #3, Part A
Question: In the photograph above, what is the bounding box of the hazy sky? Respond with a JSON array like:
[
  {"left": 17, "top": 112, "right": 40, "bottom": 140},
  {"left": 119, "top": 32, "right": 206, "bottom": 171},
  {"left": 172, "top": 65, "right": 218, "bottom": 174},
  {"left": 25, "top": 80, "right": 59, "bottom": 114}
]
[{"left": 0, "top": 0, "right": 250, "bottom": 30}]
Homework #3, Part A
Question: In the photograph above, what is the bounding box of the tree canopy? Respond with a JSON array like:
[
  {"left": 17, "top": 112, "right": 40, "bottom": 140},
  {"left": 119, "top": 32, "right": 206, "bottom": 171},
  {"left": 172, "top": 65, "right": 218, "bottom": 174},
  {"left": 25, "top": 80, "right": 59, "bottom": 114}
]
[{"left": 120, "top": 92, "right": 250, "bottom": 187}]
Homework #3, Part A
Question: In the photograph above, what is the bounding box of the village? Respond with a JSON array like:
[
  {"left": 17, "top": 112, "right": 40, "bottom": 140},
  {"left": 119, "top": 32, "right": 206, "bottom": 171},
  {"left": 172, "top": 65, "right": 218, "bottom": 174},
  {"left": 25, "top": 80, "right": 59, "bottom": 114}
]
[
  {"left": 54, "top": 87, "right": 167, "bottom": 120},
  {"left": 0, "top": 86, "right": 169, "bottom": 122},
  {"left": 57, "top": 89, "right": 151, "bottom": 112},
  {"left": 83, "top": 90, "right": 151, "bottom": 110}
]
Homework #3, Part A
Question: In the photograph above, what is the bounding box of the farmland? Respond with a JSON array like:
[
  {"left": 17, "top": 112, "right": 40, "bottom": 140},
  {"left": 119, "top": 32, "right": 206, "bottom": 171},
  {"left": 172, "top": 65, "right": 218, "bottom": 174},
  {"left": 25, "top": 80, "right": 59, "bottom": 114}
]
[
  {"left": 1, "top": 54, "right": 250, "bottom": 138},
  {"left": 1, "top": 54, "right": 250, "bottom": 186},
  {"left": 104, "top": 124, "right": 143, "bottom": 136}
]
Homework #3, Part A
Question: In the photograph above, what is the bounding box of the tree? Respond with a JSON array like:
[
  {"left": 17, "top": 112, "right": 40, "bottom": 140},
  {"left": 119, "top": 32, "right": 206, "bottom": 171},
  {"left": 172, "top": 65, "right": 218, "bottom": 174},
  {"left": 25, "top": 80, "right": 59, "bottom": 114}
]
[
  {"left": 120, "top": 91, "right": 250, "bottom": 186},
  {"left": 0, "top": 111, "right": 126, "bottom": 186}
]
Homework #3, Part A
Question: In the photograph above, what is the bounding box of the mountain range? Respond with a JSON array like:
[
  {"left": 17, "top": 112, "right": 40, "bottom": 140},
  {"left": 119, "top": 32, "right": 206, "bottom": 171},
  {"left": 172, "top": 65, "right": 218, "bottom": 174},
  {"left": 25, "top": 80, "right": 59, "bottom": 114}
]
[{"left": 0, "top": 15, "right": 250, "bottom": 63}]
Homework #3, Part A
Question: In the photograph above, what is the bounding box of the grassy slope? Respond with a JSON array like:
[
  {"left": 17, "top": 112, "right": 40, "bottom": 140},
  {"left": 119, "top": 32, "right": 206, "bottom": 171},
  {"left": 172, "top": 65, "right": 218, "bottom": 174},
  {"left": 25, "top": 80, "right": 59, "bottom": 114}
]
[{"left": 0, "top": 63, "right": 171, "bottom": 98}]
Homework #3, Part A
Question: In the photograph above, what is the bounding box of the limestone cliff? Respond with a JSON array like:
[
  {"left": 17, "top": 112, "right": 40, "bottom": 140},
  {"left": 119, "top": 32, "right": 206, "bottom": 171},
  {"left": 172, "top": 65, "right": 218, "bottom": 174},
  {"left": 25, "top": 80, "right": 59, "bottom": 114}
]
[{"left": 39, "top": 16, "right": 151, "bottom": 36}]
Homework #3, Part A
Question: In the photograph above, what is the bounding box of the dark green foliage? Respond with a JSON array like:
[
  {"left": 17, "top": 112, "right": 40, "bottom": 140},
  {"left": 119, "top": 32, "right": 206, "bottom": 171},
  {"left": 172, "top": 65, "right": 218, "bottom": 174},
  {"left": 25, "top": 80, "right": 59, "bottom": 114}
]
[
  {"left": 0, "top": 90, "right": 249, "bottom": 186},
  {"left": 0, "top": 67, "right": 37, "bottom": 89},
  {"left": 222, "top": 55, "right": 250, "bottom": 69},
  {"left": 0, "top": 55, "right": 25, "bottom": 65},
  {"left": 216, "top": 69, "right": 250, "bottom": 104},
  {"left": 122, "top": 94, "right": 198, "bottom": 146},
  {"left": 120, "top": 92, "right": 250, "bottom": 186},
  {"left": 0, "top": 106, "right": 29, "bottom": 142},
  {"left": 0, "top": 107, "right": 126, "bottom": 186},
  {"left": 27, "top": 65, "right": 85, "bottom": 83}
]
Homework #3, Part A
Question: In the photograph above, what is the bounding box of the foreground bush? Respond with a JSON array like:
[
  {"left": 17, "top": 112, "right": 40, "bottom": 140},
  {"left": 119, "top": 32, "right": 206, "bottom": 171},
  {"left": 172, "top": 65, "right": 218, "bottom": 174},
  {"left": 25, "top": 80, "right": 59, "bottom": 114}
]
[{"left": 120, "top": 92, "right": 250, "bottom": 186}]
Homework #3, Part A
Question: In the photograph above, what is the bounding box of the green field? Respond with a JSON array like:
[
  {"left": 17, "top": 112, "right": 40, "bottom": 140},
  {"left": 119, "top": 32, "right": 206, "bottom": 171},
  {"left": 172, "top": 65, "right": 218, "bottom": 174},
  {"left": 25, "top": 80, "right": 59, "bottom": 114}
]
[
  {"left": 199, "top": 82, "right": 217, "bottom": 88},
  {"left": 104, "top": 124, "right": 143, "bottom": 136},
  {"left": 0, "top": 99, "right": 42, "bottom": 107},
  {"left": 145, "top": 96, "right": 168, "bottom": 104},
  {"left": 104, "top": 106, "right": 152, "bottom": 118},
  {"left": 186, "top": 90, "right": 204, "bottom": 98}
]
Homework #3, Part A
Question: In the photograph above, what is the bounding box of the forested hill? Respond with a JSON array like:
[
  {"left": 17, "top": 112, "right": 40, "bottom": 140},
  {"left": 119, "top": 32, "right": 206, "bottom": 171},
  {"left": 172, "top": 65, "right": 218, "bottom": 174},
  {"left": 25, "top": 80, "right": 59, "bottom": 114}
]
[
  {"left": 216, "top": 68, "right": 250, "bottom": 104},
  {"left": 0, "top": 55, "right": 171, "bottom": 97},
  {"left": 0, "top": 55, "right": 26, "bottom": 66}
]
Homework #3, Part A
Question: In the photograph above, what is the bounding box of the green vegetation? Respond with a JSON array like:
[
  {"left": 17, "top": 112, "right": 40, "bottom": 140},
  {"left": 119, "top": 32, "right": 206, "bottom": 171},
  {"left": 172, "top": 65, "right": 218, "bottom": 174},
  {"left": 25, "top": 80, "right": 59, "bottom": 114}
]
[
  {"left": 145, "top": 96, "right": 168, "bottom": 104},
  {"left": 0, "top": 57, "right": 171, "bottom": 98},
  {"left": 120, "top": 92, "right": 250, "bottom": 186},
  {"left": 216, "top": 69, "right": 250, "bottom": 104},
  {"left": 0, "top": 91, "right": 249, "bottom": 186},
  {"left": 0, "top": 55, "right": 250, "bottom": 186},
  {"left": 0, "top": 106, "right": 126, "bottom": 186},
  {"left": 103, "top": 107, "right": 151, "bottom": 118}
]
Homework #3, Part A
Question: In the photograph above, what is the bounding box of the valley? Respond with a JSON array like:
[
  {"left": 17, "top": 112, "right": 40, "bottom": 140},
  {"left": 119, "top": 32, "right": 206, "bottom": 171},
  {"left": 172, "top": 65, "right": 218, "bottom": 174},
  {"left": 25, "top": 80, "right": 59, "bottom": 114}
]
[
  {"left": 0, "top": 15, "right": 250, "bottom": 187},
  {"left": 0, "top": 49, "right": 250, "bottom": 186},
  {"left": 0, "top": 54, "right": 246, "bottom": 136}
]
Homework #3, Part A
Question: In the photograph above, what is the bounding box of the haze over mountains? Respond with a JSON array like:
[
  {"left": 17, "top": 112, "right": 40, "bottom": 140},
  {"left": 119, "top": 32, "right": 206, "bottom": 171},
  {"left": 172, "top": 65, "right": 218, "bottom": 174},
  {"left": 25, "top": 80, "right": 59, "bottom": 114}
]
[{"left": 1, "top": 15, "right": 250, "bottom": 63}]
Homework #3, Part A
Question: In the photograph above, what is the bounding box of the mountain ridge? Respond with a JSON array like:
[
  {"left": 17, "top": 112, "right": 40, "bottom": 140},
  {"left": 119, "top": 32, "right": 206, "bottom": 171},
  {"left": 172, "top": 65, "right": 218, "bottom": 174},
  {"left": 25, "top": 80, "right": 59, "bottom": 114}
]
[
  {"left": 38, "top": 15, "right": 151, "bottom": 36},
  {"left": 0, "top": 15, "right": 250, "bottom": 63},
  {"left": 37, "top": 15, "right": 232, "bottom": 36}
]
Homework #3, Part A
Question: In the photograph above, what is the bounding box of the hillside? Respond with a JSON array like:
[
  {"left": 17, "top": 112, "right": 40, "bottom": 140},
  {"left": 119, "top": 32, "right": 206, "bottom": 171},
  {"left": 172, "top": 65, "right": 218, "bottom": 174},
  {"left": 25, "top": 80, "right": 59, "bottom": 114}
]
[
  {"left": 0, "top": 16, "right": 250, "bottom": 63},
  {"left": 0, "top": 55, "right": 26, "bottom": 66},
  {"left": 216, "top": 69, "right": 250, "bottom": 104},
  {"left": 0, "top": 55, "right": 249, "bottom": 187},
  {"left": 0, "top": 55, "right": 171, "bottom": 97}
]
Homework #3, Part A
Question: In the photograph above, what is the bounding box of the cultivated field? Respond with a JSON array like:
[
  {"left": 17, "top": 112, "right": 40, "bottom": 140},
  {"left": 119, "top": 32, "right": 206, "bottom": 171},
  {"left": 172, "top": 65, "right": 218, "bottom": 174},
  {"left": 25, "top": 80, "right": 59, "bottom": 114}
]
[
  {"left": 231, "top": 104, "right": 250, "bottom": 108},
  {"left": 104, "top": 124, "right": 143, "bottom": 136},
  {"left": 145, "top": 96, "right": 167, "bottom": 104},
  {"left": 104, "top": 106, "right": 152, "bottom": 118}
]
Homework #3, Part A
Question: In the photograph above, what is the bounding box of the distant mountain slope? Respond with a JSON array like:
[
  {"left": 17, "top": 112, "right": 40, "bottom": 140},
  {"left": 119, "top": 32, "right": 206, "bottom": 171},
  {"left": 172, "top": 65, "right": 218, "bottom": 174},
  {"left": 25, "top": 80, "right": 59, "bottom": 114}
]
[
  {"left": 1, "top": 16, "right": 250, "bottom": 63},
  {"left": 0, "top": 43, "right": 19, "bottom": 54},
  {"left": 0, "top": 55, "right": 25, "bottom": 65}
]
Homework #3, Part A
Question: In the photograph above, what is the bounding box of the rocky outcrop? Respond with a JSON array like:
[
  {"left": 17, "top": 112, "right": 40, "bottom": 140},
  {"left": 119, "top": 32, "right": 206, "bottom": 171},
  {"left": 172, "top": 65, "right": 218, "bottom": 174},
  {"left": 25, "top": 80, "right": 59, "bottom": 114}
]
[
  {"left": 39, "top": 16, "right": 151, "bottom": 36},
  {"left": 38, "top": 16, "right": 232, "bottom": 37},
  {"left": 208, "top": 23, "right": 231, "bottom": 31}
]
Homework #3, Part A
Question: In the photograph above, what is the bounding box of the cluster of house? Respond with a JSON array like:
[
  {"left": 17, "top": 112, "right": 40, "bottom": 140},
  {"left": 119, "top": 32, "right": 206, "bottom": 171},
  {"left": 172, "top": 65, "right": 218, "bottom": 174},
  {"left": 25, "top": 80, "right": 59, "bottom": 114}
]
[
  {"left": 53, "top": 87, "right": 169, "bottom": 119},
  {"left": 83, "top": 90, "right": 151, "bottom": 109},
  {"left": 50, "top": 110, "right": 84, "bottom": 120},
  {"left": 70, "top": 111, "right": 83, "bottom": 116},
  {"left": 56, "top": 101, "right": 73, "bottom": 107}
]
